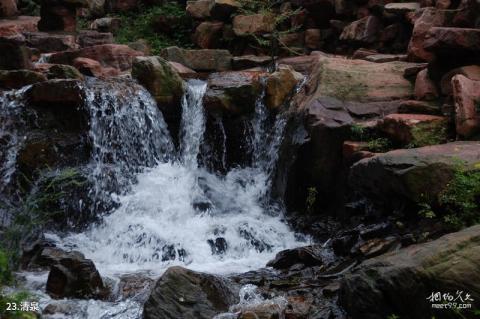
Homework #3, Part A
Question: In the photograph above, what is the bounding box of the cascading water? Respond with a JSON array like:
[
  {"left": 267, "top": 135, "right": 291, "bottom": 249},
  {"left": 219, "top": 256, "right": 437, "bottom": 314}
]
[
  {"left": 53, "top": 79, "right": 303, "bottom": 276},
  {"left": 0, "top": 87, "right": 30, "bottom": 225}
]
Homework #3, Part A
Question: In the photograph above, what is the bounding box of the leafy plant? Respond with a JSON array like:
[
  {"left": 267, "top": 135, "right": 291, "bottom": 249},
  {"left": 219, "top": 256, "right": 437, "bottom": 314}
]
[
  {"left": 113, "top": 3, "right": 193, "bottom": 54},
  {"left": 237, "top": 0, "right": 303, "bottom": 68},
  {"left": 305, "top": 187, "right": 317, "bottom": 214},
  {"left": 439, "top": 167, "right": 480, "bottom": 230},
  {"left": 406, "top": 122, "right": 448, "bottom": 148}
]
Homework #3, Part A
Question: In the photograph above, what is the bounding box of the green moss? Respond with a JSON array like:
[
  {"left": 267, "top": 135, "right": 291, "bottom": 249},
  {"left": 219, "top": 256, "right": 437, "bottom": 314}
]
[
  {"left": 113, "top": 3, "right": 193, "bottom": 55},
  {"left": 349, "top": 124, "right": 393, "bottom": 153},
  {"left": 406, "top": 121, "right": 448, "bottom": 148}
]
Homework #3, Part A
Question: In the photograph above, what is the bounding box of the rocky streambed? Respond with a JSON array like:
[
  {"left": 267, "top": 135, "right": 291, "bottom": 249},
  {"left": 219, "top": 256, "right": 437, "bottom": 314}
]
[{"left": 1, "top": 0, "right": 480, "bottom": 317}]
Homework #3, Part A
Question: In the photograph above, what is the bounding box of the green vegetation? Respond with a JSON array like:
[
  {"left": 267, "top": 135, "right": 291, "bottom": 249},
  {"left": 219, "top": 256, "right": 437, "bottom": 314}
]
[
  {"left": 417, "top": 164, "right": 480, "bottom": 230},
  {"left": 113, "top": 3, "right": 193, "bottom": 54},
  {"left": 305, "top": 187, "right": 318, "bottom": 214},
  {"left": 439, "top": 167, "right": 480, "bottom": 230},
  {"left": 3, "top": 168, "right": 86, "bottom": 265},
  {"left": 406, "top": 122, "right": 448, "bottom": 148},
  {"left": 16, "top": 0, "right": 39, "bottom": 16},
  {"left": 350, "top": 124, "right": 393, "bottom": 153},
  {"left": 237, "top": 0, "right": 303, "bottom": 66}
]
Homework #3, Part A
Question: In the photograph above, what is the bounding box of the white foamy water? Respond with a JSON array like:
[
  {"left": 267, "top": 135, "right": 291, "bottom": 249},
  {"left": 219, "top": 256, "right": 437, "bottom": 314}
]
[{"left": 51, "top": 79, "right": 304, "bottom": 277}]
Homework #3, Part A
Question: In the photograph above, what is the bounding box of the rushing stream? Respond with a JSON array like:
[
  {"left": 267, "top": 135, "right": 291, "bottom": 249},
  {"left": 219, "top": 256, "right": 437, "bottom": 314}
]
[{"left": 0, "top": 77, "right": 307, "bottom": 318}]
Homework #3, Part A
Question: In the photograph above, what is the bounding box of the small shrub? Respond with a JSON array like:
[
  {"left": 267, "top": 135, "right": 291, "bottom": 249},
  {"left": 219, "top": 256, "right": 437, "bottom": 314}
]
[
  {"left": 406, "top": 122, "right": 448, "bottom": 148},
  {"left": 305, "top": 187, "right": 318, "bottom": 214},
  {"left": 366, "top": 138, "right": 391, "bottom": 153},
  {"left": 114, "top": 3, "right": 193, "bottom": 54},
  {"left": 439, "top": 167, "right": 480, "bottom": 230}
]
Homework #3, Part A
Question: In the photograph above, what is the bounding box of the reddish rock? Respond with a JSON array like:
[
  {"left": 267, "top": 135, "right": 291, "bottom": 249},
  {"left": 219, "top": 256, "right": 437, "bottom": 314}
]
[
  {"left": 78, "top": 30, "right": 113, "bottom": 48},
  {"left": 378, "top": 113, "right": 448, "bottom": 145},
  {"left": 0, "top": 16, "right": 39, "bottom": 36},
  {"left": 168, "top": 61, "right": 196, "bottom": 77},
  {"left": 0, "top": 0, "right": 17, "bottom": 17},
  {"left": 435, "top": 0, "right": 451, "bottom": 9},
  {"left": 340, "top": 16, "right": 381, "bottom": 44},
  {"left": 414, "top": 69, "right": 438, "bottom": 101},
  {"left": 279, "top": 32, "right": 305, "bottom": 49},
  {"left": 186, "top": 0, "right": 212, "bottom": 19},
  {"left": 440, "top": 65, "right": 480, "bottom": 95},
  {"left": 0, "top": 35, "right": 32, "bottom": 70},
  {"left": 193, "top": 21, "right": 224, "bottom": 49},
  {"left": 232, "top": 14, "right": 274, "bottom": 36},
  {"left": 49, "top": 44, "right": 143, "bottom": 72},
  {"left": 204, "top": 71, "right": 263, "bottom": 115},
  {"left": 343, "top": 141, "right": 375, "bottom": 163},
  {"left": 407, "top": 8, "right": 447, "bottom": 62},
  {"left": 232, "top": 55, "right": 271, "bottom": 70},
  {"left": 398, "top": 100, "right": 441, "bottom": 115},
  {"left": 277, "top": 54, "right": 321, "bottom": 74},
  {"left": 24, "top": 32, "right": 77, "bottom": 52},
  {"left": 38, "top": 0, "right": 88, "bottom": 32},
  {"left": 352, "top": 48, "right": 378, "bottom": 59},
  {"left": 452, "top": 74, "right": 480, "bottom": 138},
  {"left": 305, "top": 28, "right": 321, "bottom": 49},
  {"left": 364, "top": 54, "right": 407, "bottom": 63},
  {"left": 403, "top": 63, "right": 428, "bottom": 78},
  {"left": 292, "top": 0, "right": 335, "bottom": 28},
  {"left": 161, "top": 46, "right": 232, "bottom": 72},
  {"left": 384, "top": 2, "right": 420, "bottom": 14},
  {"left": 73, "top": 57, "right": 119, "bottom": 77},
  {"left": 424, "top": 27, "right": 480, "bottom": 54}
]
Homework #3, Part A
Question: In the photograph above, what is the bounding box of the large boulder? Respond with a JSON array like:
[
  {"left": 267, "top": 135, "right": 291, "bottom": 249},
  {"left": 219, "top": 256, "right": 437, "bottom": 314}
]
[
  {"left": 424, "top": 27, "right": 480, "bottom": 55},
  {"left": 414, "top": 69, "right": 439, "bottom": 101},
  {"left": 440, "top": 65, "right": 480, "bottom": 96},
  {"left": 0, "top": 16, "right": 39, "bottom": 37},
  {"left": 161, "top": 46, "right": 232, "bottom": 72},
  {"left": 143, "top": 266, "right": 238, "bottom": 319},
  {"left": 48, "top": 44, "right": 143, "bottom": 72},
  {"left": 210, "top": 0, "right": 240, "bottom": 21},
  {"left": 193, "top": 21, "right": 224, "bottom": 49},
  {"left": 46, "top": 250, "right": 108, "bottom": 300},
  {"left": 27, "top": 79, "right": 84, "bottom": 106},
  {"left": 132, "top": 56, "right": 185, "bottom": 108},
  {"left": 77, "top": 30, "right": 113, "bottom": 48},
  {"left": 340, "top": 225, "right": 480, "bottom": 319},
  {"left": 286, "top": 55, "right": 417, "bottom": 212},
  {"left": 452, "top": 74, "right": 480, "bottom": 138},
  {"left": 407, "top": 8, "right": 449, "bottom": 62},
  {"left": 203, "top": 71, "right": 263, "bottom": 115},
  {"left": 232, "top": 14, "right": 274, "bottom": 36},
  {"left": 24, "top": 32, "right": 77, "bottom": 53},
  {"left": 349, "top": 141, "right": 480, "bottom": 206}
]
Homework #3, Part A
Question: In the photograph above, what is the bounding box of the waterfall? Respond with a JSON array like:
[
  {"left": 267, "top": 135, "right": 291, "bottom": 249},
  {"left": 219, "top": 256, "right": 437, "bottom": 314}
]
[
  {"left": 53, "top": 79, "right": 302, "bottom": 276},
  {"left": 83, "top": 78, "right": 174, "bottom": 207},
  {"left": 0, "top": 87, "right": 30, "bottom": 226}
]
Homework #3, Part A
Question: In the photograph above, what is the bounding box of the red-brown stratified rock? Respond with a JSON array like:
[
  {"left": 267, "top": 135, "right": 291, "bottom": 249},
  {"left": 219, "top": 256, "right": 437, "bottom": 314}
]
[
  {"left": 414, "top": 69, "right": 439, "bottom": 101},
  {"left": 193, "top": 21, "right": 224, "bottom": 49},
  {"left": 452, "top": 74, "right": 480, "bottom": 138},
  {"left": 48, "top": 44, "right": 143, "bottom": 72}
]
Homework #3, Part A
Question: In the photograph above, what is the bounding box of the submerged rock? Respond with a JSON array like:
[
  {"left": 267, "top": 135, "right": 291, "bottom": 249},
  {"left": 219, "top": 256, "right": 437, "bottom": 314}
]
[
  {"left": 144, "top": 266, "right": 239, "bottom": 319},
  {"left": 340, "top": 224, "right": 480, "bottom": 319}
]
